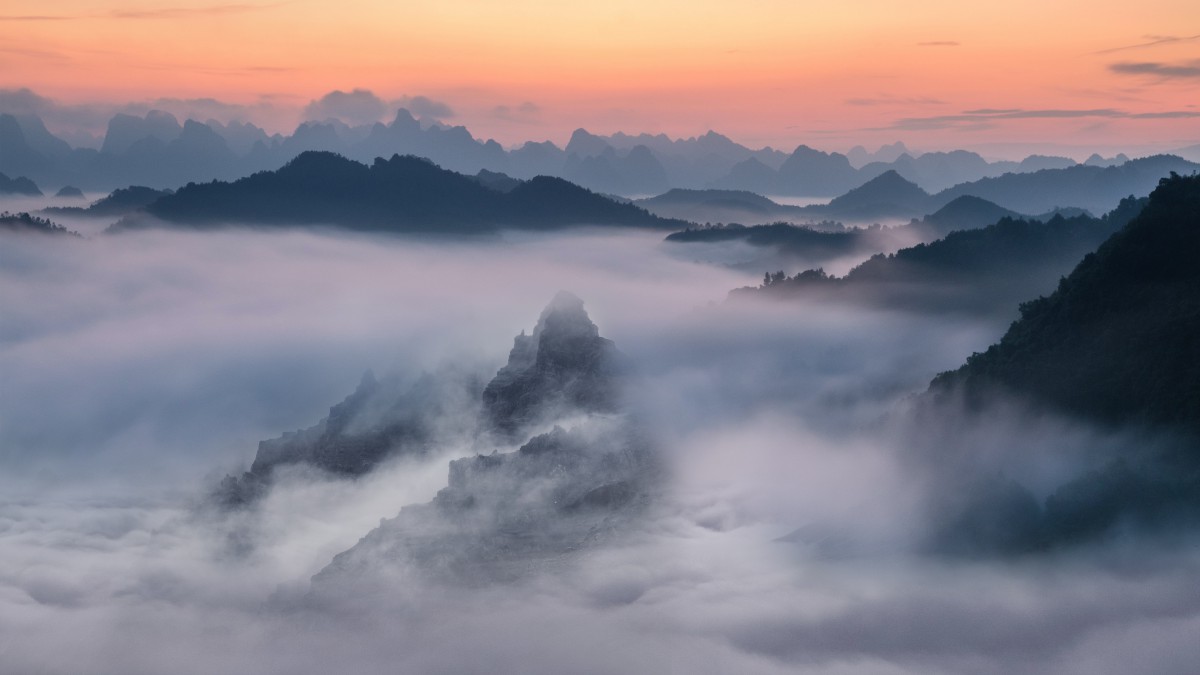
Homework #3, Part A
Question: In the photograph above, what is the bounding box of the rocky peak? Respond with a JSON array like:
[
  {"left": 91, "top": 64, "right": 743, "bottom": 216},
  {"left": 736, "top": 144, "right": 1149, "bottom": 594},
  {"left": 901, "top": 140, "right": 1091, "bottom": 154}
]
[{"left": 483, "top": 292, "right": 624, "bottom": 434}]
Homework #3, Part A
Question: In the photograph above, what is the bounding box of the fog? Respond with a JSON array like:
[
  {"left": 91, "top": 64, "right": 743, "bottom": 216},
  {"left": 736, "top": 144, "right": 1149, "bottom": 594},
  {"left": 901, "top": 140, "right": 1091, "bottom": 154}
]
[{"left": 2, "top": 221, "right": 1197, "bottom": 674}]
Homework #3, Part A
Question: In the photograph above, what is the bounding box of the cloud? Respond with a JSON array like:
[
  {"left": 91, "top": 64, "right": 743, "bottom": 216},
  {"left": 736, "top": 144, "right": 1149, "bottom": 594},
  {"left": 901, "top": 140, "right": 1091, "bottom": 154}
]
[
  {"left": 491, "top": 101, "right": 542, "bottom": 122},
  {"left": 395, "top": 95, "right": 455, "bottom": 120},
  {"left": 0, "top": 46, "right": 71, "bottom": 61},
  {"left": 3, "top": 211, "right": 1200, "bottom": 673},
  {"left": 845, "top": 96, "right": 946, "bottom": 107},
  {"left": 0, "top": 15, "right": 72, "bottom": 21},
  {"left": 0, "top": 87, "right": 58, "bottom": 114},
  {"left": 0, "top": 88, "right": 287, "bottom": 144},
  {"left": 108, "top": 2, "right": 288, "bottom": 20},
  {"left": 0, "top": 2, "right": 287, "bottom": 22},
  {"left": 885, "top": 107, "right": 1200, "bottom": 131},
  {"left": 1094, "top": 34, "right": 1200, "bottom": 54},
  {"left": 1110, "top": 60, "right": 1200, "bottom": 79},
  {"left": 302, "top": 89, "right": 390, "bottom": 126}
]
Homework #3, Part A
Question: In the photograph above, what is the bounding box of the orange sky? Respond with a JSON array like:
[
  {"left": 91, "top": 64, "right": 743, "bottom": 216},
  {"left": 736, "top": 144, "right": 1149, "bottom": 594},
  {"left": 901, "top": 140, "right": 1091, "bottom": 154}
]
[{"left": 2, "top": 0, "right": 1198, "bottom": 154}]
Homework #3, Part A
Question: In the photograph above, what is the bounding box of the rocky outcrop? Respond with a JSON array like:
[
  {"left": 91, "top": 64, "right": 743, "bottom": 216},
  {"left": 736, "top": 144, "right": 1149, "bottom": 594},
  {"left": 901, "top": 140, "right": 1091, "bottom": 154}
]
[
  {"left": 215, "top": 368, "right": 484, "bottom": 506},
  {"left": 482, "top": 291, "right": 626, "bottom": 435},
  {"left": 216, "top": 292, "right": 628, "bottom": 506},
  {"left": 313, "top": 417, "right": 657, "bottom": 588}
]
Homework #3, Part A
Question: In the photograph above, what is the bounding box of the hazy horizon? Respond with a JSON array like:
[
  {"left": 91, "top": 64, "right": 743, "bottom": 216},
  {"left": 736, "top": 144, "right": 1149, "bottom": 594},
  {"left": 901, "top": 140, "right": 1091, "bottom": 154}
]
[{"left": 3, "top": 1, "right": 1200, "bottom": 154}]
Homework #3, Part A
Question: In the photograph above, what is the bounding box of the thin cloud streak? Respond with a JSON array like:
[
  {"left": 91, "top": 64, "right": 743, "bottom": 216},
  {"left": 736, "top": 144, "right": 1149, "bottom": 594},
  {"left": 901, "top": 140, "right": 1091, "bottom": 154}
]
[
  {"left": 885, "top": 107, "right": 1200, "bottom": 131},
  {"left": 0, "top": 2, "right": 287, "bottom": 22},
  {"left": 1110, "top": 60, "right": 1200, "bottom": 79},
  {"left": 109, "top": 2, "right": 290, "bottom": 19},
  {"left": 1094, "top": 34, "right": 1200, "bottom": 54},
  {"left": 0, "top": 15, "right": 72, "bottom": 21}
]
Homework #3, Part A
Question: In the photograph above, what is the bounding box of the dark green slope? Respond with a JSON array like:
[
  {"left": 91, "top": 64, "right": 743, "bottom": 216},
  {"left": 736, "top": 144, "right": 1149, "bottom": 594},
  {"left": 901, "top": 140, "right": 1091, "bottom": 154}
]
[
  {"left": 931, "top": 173, "right": 1200, "bottom": 436},
  {"left": 922, "top": 174, "right": 1200, "bottom": 555}
]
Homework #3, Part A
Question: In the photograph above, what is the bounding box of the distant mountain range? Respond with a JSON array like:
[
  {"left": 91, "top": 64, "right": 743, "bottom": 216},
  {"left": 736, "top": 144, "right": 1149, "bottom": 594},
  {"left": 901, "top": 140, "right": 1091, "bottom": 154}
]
[
  {"left": 112, "top": 151, "right": 685, "bottom": 233},
  {"left": 642, "top": 159, "right": 1200, "bottom": 225},
  {"left": 661, "top": 193, "right": 1042, "bottom": 275},
  {"left": 729, "top": 196, "right": 1147, "bottom": 314},
  {"left": 3, "top": 105, "right": 1193, "bottom": 198},
  {"left": 45, "top": 185, "right": 172, "bottom": 218}
]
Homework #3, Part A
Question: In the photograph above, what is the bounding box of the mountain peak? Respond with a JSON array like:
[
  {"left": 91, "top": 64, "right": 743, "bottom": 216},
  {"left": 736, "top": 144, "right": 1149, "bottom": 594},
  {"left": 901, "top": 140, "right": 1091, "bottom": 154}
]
[
  {"left": 828, "top": 169, "right": 929, "bottom": 211},
  {"left": 483, "top": 293, "right": 622, "bottom": 434}
]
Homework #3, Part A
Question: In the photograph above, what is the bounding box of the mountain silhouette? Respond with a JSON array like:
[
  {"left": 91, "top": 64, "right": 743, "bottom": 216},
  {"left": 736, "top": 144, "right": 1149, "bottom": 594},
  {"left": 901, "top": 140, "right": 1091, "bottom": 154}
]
[
  {"left": 0, "top": 211, "right": 80, "bottom": 237},
  {"left": 774, "top": 145, "right": 861, "bottom": 196},
  {"left": 933, "top": 155, "right": 1200, "bottom": 215},
  {"left": 301, "top": 294, "right": 654, "bottom": 587},
  {"left": 735, "top": 196, "right": 1146, "bottom": 314},
  {"left": 46, "top": 186, "right": 173, "bottom": 217},
  {"left": 115, "top": 152, "right": 682, "bottom": 233},
  {"left": 820, "top": 170, "right": 933, "bottom": 220},
  {"left": 919, "top": 195, "right": 1022, "bottom": 236},
  {"left": 0, "top": 170, "right": 41, "bottom": 196},
  {"left": 931, "top": 173, "right": 1200, "bottom": 433},
  {"left": 921, "top": 174, "right": 1200, "bottom": 554}
]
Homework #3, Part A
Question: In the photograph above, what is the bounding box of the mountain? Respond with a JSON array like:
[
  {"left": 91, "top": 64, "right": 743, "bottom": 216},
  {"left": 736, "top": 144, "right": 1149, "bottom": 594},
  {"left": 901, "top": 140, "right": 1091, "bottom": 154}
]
[
  {"left": 115, "top": 152, "right": 683, "bottom": 233},
  {"left": 774, "top": 145, "right": 861, "bottom": 196},
  {"left": 216, "top": 367, "right": 484, "bottom": 505},
  {"left": 846, "top": 141, "right": 911, "bottom": 167},
  {"left": 635, "top": 188, "right": 805, "bottom": 224},
  {"left": 46, "top": 186, "right": 173, "bottom": 218},
  {"left": 216, "top": 292, "right": 648, "bottom": 587},
  {"left": 308, "top": 294, "right": 655, "bottom": 588},
  {"left": 0, "top": 212, "right": 80, "bottom": 237},
  {"left": 921, "top": 174, "right": 1200, "bottom": 554},
  {"left": 733, "top": 196, "right": 1146, "bottom": 314},
  {"left": 931, "top": 173, "right": 1200, "bottom": 434},
  {"left": 563, "top": 144, "right": 670, "bottom": 195},
  {"left": 54, "top": 185, "right": 84, "bottom": 199},
  {"left": 919, "top": 195, "right": 1022, "bottom": 236},
  {"left": 313, "top": 418, "right": 656, "bottom": 587},
  {"left": 482, "top": 291, "right": 626, "bottom": 435},
  {"left": 933, "top": 155, "right": 1200, "bottom": 215},
  {"left": 471, "top": 168, "right": 522, "bottom": 193},
  {"left": 100, "top": 111, "right": 183, "bottom": 155},
  {"left": 710, "top": 156, "right": 779, "bottom": 192},
  {"left": 0, "top": 114, "right": 56, "bottom": 182},
  {"left": 817, "top": 170, "right": 934, "bottom": 220},
  {"left": 0, "top": 171, "right": 41, "bottom": 196}
]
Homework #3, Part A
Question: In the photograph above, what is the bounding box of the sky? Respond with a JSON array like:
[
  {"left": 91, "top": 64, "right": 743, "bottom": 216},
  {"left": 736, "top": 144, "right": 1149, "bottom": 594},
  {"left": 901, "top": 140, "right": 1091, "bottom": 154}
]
[{"left": 2, "top": 0, "right": 1200, "bottom": 153}]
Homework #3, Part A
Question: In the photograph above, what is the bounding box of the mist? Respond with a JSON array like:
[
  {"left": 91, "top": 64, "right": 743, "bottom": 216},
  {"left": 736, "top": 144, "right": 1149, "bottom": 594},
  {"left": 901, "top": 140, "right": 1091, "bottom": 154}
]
[{"left": 2, "top": 221, "right": 1198, "bottom": 674}]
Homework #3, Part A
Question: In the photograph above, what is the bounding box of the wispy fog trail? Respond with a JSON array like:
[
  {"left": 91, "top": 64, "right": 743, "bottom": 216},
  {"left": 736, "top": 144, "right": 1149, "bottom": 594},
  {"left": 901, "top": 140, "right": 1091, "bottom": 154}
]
[{"left": 1, "top": 224, "right": 1195, "bottom": 674}]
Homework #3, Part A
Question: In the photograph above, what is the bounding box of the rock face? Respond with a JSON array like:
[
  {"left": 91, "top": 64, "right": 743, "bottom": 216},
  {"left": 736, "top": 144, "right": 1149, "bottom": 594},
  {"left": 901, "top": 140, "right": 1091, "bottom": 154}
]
[
  {"left": 482, "top": 291, "right": 625, "bottom": 434},
  {"left": 313, "top": 418, "right": 657, "bottom": 587},
  {"left": 216, "top": 368, "right": 484, "bottom": 506},
  {"left": 216, "top": 292, "right": 628, "bottom": 507},
  {"left": 285, "top": 295, "right": 655, "bottom": 588}
]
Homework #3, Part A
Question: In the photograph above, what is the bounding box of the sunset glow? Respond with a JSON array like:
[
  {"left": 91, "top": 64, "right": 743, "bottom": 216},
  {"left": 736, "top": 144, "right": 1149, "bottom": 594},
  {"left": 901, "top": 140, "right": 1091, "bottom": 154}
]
[{"left": 3, "top": 1, "right": 1200, "bottom": 152}]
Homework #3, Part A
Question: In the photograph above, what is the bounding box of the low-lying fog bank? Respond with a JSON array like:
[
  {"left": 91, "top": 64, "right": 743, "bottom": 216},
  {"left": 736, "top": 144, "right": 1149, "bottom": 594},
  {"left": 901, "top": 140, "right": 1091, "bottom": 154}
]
[{"left": 2, "top": 223, "right": 1194, "bottom": 674}]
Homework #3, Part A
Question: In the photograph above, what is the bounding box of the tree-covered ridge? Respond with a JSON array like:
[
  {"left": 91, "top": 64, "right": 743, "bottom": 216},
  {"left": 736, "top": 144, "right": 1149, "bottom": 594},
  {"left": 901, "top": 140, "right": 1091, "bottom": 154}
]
[
  {"left": 931, "top": 173, "right": 1200, "bottom": 436},
  {"left": 731, "top": 195, "right": 1146, "bottom": 313},
  {"left": 0, "top": 171, "right": 41, "bottom": 196},
  {"left": 45, "top": 185, "right": 173, "bottom": 218},
  {"left": 115, "top": 151, "right": 685, "bottom": 233},
  {"left": 0, "top": 211, "right": 80, "bottom": 237}
]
